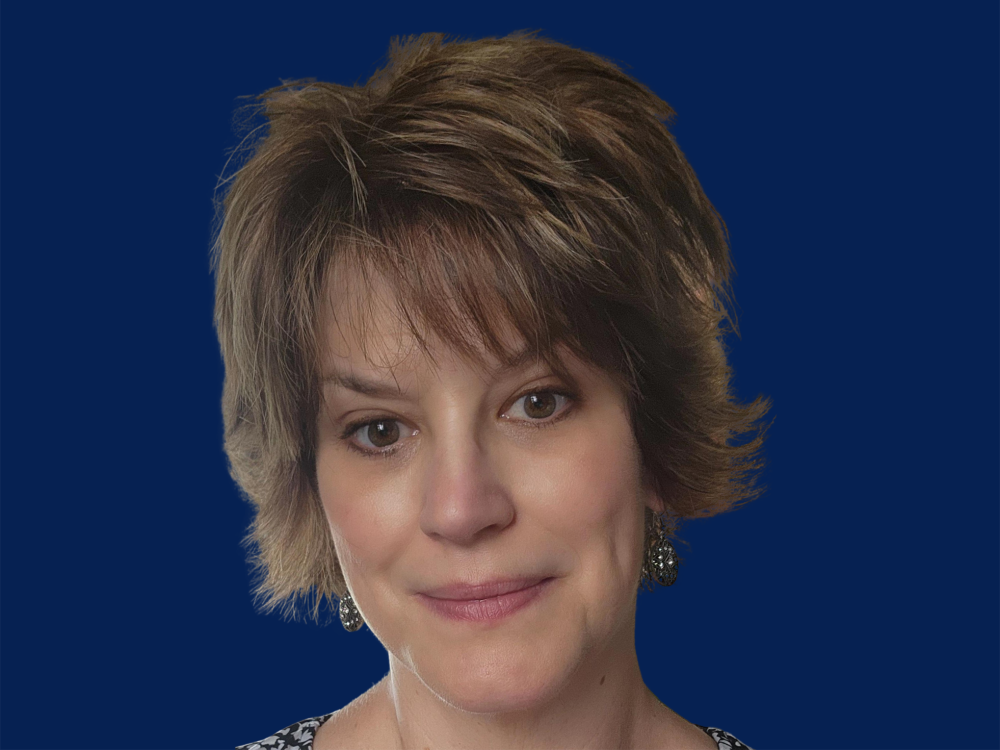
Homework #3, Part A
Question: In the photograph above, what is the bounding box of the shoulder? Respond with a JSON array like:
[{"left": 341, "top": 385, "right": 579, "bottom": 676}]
[
  {"left": 234, "top": 711, "right": 334, "bottom": 750},
  {"left": 692, "top": 724, "right": 755, "bottom": 750}
]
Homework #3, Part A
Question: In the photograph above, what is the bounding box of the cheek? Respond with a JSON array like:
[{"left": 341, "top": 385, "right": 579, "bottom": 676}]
[
  {"left": 315, "top": 449, "right": 409, "bottom": 570},
  {"left": 535, "top": 412, "right": 645, "bottom": 568},
  {"left": 556, "top": 417, "right": 643, "bottom": 525}
]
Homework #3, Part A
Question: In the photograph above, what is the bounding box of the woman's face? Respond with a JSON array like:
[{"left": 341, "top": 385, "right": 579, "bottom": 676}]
[{"left": 315, "top": 275, "right": 664, "bottom": 713}]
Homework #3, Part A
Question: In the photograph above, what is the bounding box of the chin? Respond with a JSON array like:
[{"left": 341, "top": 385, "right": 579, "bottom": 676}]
[
  {"left": 428, "top": 646, "right": 574, "bottom": 714},
  {"left": 439, "top": 677, "right": 559, "bottom": 714}
]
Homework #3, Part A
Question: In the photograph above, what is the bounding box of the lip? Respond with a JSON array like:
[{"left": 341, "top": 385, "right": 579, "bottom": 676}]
[
  {"left": 416, "top": 577, "right": 555, "bottom": 623},
  {"left": 419, "top": 576, "right": 550, "bottom": 600}
]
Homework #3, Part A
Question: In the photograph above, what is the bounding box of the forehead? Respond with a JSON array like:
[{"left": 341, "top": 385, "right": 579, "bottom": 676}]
[{"left": 319, "top": 262, "right": 531, "bottom": 379}]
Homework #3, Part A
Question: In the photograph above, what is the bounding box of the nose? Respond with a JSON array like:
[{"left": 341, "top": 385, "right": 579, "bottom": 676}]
[{"left": 418, "top": 434, "right": 515, "bottom": 546}]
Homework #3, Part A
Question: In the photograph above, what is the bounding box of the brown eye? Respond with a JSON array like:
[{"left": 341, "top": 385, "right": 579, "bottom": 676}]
[
  {"left": 340, "top": 416, "right": 416, "bottom": 459},
  {"left": 339, "top": 388, "right": 578, "bottom": 461},
  {"left": 363, "top": 420, "right": 400, "bottom": 449},
  {"left": 522, "top": 392, "right": 558, "bottom": 419},
  {"left": 508, "top": 390, "right": 575, "bottom": 423}
]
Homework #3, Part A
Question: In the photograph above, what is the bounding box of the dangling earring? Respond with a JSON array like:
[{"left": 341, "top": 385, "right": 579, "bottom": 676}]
[
  {"left": 339, "top": 590, "right": 364, "bottom": 632},
  {"left": 639, "top": 510, "right": 678, "bottom": 590}
]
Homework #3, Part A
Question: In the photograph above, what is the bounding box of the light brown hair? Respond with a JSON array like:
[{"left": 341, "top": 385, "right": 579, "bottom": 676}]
[{"left": 212, "top": 30, "right": 774, "bottom": 625}]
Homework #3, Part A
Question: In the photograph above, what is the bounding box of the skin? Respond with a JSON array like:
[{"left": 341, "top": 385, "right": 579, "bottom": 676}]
[{"left": 311, "top": 271, "right": 716, "bottom": 750}]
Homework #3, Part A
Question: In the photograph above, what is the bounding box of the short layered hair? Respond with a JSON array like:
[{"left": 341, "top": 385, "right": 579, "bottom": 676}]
[{"left": 212, "top": 30, "right": 773, "bottom": 625}]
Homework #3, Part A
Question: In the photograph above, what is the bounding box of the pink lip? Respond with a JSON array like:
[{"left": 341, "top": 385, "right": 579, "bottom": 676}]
[
  {"left": 416, "top": 577, "right": 555, "bottom": 623},
  {"left": 420, "top": 576, "right": 549, "bottom": 600}
]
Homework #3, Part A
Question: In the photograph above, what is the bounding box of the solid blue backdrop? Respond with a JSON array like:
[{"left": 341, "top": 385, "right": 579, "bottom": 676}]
[{"left": 2, "top": 3, "right": 997, "bottom": 749}]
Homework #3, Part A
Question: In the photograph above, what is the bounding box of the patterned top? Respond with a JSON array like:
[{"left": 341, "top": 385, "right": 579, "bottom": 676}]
[{"left": 235, "top": 711, "right": 754, "bottom": 749}]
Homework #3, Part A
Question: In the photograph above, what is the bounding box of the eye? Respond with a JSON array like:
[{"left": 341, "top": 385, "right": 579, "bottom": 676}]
[
  {"left": 339, "top": 387, "right": 579, "bottom": 460},
  {"left": 503, "top": 389, "right": 575, "bottom": 423},
  {"left": 340, "top": 417, "right": 416, "bottom": 458}
]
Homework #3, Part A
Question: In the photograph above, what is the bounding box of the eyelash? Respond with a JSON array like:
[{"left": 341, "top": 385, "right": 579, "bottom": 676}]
[{"left": 338, "top": 387, "right": 580, "bottom": 461}]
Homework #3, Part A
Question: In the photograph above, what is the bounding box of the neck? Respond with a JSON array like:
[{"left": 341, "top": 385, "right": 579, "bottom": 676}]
[{"left": 375, "top": 617, "right": 667, "bottom": 750}]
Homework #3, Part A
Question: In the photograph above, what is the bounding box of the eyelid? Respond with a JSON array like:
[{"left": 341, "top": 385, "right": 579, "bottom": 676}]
[{"left": 338, "top": 384, "right": 580, "bottom": 460}]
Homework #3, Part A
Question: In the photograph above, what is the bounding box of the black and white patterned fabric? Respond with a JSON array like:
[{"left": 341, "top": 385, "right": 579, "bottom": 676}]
[
  {"left": 235, "top": 712, "right": 754, "bottom": 749},
  {"left": 692, "top": 724, "right": 755, "bottom": 750}
]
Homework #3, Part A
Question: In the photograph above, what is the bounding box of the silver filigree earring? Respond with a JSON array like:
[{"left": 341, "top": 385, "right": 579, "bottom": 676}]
[
  {"left": 639, "top": 511, "right": 679, "bottom": 590},
  {"left": 339, "top": 590, "right": 364, "bottom": 632}
]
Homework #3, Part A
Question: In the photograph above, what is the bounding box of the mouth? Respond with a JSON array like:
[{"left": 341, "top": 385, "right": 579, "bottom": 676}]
[{"left": 416, "top": 577, "right": 556, "bottom": 623}]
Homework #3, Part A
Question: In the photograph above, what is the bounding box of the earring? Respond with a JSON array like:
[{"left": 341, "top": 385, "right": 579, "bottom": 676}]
[
  {"left": 339, "top": 590, "right": 364, "bottom": 632},
  {"left": 639, "top": 511, "right": 678, "bottom": 590}
]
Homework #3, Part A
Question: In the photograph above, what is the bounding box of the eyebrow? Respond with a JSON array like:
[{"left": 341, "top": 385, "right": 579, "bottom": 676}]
[{"left": 321, "top": 346, "right": 547, "bottom": 400}]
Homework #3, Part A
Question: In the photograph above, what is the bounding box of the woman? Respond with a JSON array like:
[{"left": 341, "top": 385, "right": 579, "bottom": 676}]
[{"left": 216, "top": 30, "right": 772, "bottom": 750}]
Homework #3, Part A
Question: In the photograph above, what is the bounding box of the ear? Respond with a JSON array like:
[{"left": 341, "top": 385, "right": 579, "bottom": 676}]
[
  {"left": 640, "top": 464, "right": 666, "bottom": 515},
  {"left": 643, "top": 488, "right": 666, "bottom": 515}
]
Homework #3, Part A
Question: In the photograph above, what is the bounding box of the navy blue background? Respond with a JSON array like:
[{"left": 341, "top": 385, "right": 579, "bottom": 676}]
[{"left": 2, "top": 3, "right": 997, "bottom": 749}]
